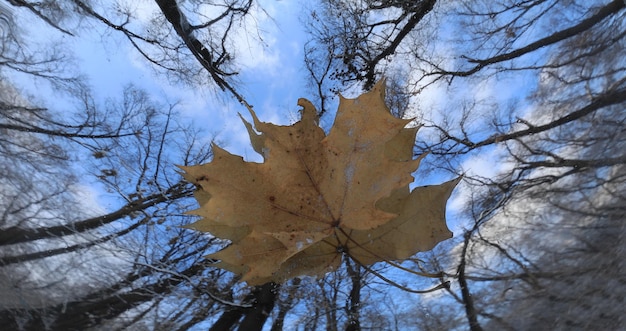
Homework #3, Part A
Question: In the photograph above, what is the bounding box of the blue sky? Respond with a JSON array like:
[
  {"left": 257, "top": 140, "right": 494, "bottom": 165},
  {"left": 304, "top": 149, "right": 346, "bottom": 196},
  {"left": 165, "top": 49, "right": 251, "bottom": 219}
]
[
  {"left": 2, "top": 1, "right": 563, "bottom": 328},
  {"left": 55, "top": 0, "right": 499, "bottom": 236},
  {"left": 7, "top": 0, "right": 536, "bottom": 257},
  {"left": 5, "top": 1, "right": 623, "bottom": 328},
  {"left": 38, "top": 1, "right": 309, "bottom": 167},
  {"left": 2, "top": 0, "right": 526, "bottom": 239}
]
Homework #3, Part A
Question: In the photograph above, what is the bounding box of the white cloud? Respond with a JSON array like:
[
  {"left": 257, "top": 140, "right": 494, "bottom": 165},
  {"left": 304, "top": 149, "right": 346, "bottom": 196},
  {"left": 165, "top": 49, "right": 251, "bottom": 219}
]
[
  {"left": 70, "top": 184, "right": 107, "bottom": 217},
  {"left": 447, "top": 145, "right": 514, "bottom": 220}
]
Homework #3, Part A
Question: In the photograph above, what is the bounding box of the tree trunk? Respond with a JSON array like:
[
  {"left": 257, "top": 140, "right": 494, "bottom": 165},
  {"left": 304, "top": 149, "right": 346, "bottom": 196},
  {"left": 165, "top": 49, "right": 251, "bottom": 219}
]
[
  {"left": 345, "top": 259, "right": 361, "bottom": 331},
  {"left": 210, "top": 282, "right": 280, "bottom": 331}
]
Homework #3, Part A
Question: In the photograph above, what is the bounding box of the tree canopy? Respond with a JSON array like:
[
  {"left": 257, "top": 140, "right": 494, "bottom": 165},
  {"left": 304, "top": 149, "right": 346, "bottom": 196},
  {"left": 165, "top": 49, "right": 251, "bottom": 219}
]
[{"left": 1, "top": 0, "right": 624, "bottom": 330}]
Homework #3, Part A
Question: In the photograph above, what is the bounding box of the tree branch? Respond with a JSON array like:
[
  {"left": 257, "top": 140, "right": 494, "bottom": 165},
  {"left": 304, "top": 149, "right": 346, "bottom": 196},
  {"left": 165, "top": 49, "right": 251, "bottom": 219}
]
[
  {"left": 0, "top": 183, "right": 191, "bottom": 246},
  {"left": 433, "top": 0, "right": 625, "bottom": 77},
  {"left": 431, "top": 87, "right": 626, "bottom": 154}
]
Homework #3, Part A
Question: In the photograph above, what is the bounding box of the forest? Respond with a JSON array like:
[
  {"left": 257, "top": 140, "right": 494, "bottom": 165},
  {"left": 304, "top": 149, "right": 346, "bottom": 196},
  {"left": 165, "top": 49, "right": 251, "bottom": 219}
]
[{"left": 1, "top": 0, "right": 624, "bottom": 330}]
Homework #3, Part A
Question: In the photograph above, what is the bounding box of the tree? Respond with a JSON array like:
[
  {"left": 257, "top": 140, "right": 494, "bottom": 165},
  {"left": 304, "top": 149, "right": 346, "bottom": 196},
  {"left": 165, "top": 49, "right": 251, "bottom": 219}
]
[
  {"left": 305, "top": 0, "right": 626, "bottom": 329},
  {"left": 0, "top": 77, "right": 222, "bottom": 329},
  {"left": 0, "top": 3, "right": 226, "bottom": 329},
  {"left": 1, "top": 0, "right": 310, "bottom": 329},
  {"left": 2, "top": 0, "right": 625, "bottom": 329}
]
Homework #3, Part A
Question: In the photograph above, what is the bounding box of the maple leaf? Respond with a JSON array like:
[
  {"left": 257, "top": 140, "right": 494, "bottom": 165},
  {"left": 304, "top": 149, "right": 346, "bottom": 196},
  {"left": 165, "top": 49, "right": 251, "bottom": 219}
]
[{"left": 180, "top": 80, "right": 459, "bottom": 285}]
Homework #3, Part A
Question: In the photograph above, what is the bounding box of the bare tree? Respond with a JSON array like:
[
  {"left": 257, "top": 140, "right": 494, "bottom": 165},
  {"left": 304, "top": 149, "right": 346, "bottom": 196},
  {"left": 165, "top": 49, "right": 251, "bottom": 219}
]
[
  {"left": 0, "top": 78, "right": 225, "bottom": 329},
  {"left": 0, "top": 4, "right": 233, "bottom": 329},
  {"left": 304, "top": 0, "right": 438, "bottom": 90},
  {"left": 4, "top": 0, "right": 624, "bottom": 329},
  {"left": 305, "top": 0, "right": 626, "bottom": 329},
  {"left": 7, "top": 0, "right": 260, "bottom": 102}
]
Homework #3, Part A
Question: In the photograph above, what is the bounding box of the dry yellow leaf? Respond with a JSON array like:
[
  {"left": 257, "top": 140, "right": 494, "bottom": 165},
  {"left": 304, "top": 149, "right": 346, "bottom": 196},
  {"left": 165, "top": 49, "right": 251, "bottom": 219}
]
[{"left": 180, "top": 80, "right": 458, "bottom": 285}]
